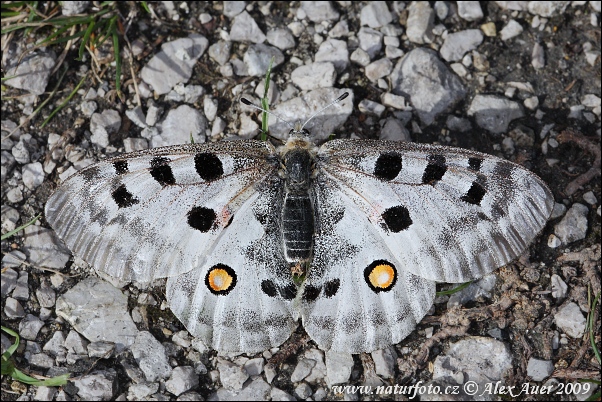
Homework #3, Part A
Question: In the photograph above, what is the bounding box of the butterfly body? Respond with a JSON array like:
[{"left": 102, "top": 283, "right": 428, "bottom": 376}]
[{"left": 46, "top": 133, "right": 553, "bottom": 353}]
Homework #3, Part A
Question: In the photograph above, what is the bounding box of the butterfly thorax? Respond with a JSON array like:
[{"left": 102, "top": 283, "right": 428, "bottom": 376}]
[{"left": 281, "top": 139, "right": 316, "bottom": 274}]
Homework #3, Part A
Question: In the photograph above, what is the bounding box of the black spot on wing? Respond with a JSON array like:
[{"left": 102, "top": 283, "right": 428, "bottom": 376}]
[
  {"left": 382, "top": 205, "right": 412, "bottom": 232},
  {"left": 195, "top": 153, "right": 224, "bottom": 181},
  {"left": 187, "top": 206, "right": 216, "bottom": 232},
  {"left": 261, "top": 280, "right": 278, "bottom": 298},
  {"left": 150, "top": 156, "right": 176, "bottom": 185},
  {"left": 279, "top": 284, "right": 297, "bottom": 300},
  {"left": 422, "top": 154, "right": 447, "bottom": 184},
  {"left": 112, "top": 184, "right": 139, "bottom": 208},
  {"left": 113, "top": 160, "right": 129, "bottom": 175},
  {"left": 468, "top": 157, "right": 483, "bottom": 172},
  {"left": 461, "top": 181, "right": 487, "bottom": 206},
  {"left": 324, "top": 279, "right": 340, "bottom": 298},
  {"left": 302, "top": 285, "right": 321, "bottom": 302},
  {"left": 374, "top": 152, "right": 403, "bottom": 181}
]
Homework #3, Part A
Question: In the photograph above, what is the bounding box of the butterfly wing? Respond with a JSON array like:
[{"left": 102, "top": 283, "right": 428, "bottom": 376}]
[
  {"left": 316, "top": 139, "right": 554, "bottom": 283},
  {"left": 298, "top": 177, "right": 435, "bottom": 353},
  {"left": 45, "top": 141, "right": 278, "bottom": 283},
  {"left": 166, "top": 178, "right": 299, "bottom": 352}
]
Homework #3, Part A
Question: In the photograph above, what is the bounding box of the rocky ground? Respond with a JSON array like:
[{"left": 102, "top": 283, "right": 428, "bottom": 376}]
[{"left": 1, "top": 1, "right": 601, "bottom": 401}]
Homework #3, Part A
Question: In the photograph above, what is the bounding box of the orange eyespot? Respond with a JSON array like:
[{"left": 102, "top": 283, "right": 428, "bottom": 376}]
[
  {"left": 205, "top": 264, "right": 237, "bottom": 295},
  {"left": 364, "top": 260, "right": 397, "bottom": 293}
]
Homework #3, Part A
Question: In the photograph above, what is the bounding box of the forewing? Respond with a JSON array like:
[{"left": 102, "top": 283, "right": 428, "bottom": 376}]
[
  {"left": 166, "top": 178, "right": 298, "bottom": 353},
  {"left": 299, "top": 177, "right": 435, "bottom": 353},
  {"left": 316, "top": 139, "right": 554, "bottom": 283},
  {"left": 45, "top": 141, "right": 278, "bottom": 283}
]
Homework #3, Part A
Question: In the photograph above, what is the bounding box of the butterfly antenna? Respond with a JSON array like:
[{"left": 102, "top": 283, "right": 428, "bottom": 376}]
[
  {"left": 240, "top": 98, "right": 295, "bottom": 130},
  {"left": 299, "top": 92, "right": 349, "bottom": 132}
]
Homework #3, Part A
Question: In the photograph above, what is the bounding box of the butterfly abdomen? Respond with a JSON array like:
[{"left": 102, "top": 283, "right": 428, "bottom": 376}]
[{"left": 282, "top": 148, "right": 315, "bottom": 264}]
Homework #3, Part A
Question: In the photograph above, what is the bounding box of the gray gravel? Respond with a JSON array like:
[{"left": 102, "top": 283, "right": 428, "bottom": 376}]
[{"left": 1, "top": 1, "right": 600, "bottom": 400}]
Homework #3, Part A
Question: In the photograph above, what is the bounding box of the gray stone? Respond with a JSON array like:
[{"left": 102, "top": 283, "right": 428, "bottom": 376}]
[
  {"left": 329, "top": 20, "right": 349, "bottom": 38},
  {"left": 43, "top": 331, "right": 67, "bottom": 357},
  {"left": 554, "top": 203, "right": 589, "bottom": 244},
  {"left": 217, "top": 358, "right": 249, "bottom": 391},
  {"left": 301, "top": 1, "right": 340, "bottom": 22},
  {"left": 528, "top": 1, "right": 570, "bottom": 17},
  {"left": 19, "top": 314, "right": 45, "bottom": 340},
  {"left": 554, "top": 302, "right": 586, "bottom": 338},
  {"left": 357, "top": 27, "right": 383, "bottom": 59},
  {"left": 315, "top": 39, "right": 349, "bottom": 72},
  {"left": 365, "top": 58, "right": 393, "bottom": 82},
  {"left": 391, "top": 48, "right": 466, "bottom": 125},
  {"left": 550, "top": 274, "right": 568, "bottom": 299},
  {"left": 532, "top": 42, "right": 545, "bottom": 69},
  {"left": 165, "top": 83, "right": 205, "bottom": 104},
  {"left": 230, "top": 11, "right": 266, "bottom": 43},
  {"left": 56, "top": 277, "right": 138, "bottom": 351},
  {"left": 303, "top": 348, "right": 327, "bottom": 383},
  {"left": 550, "top": 202, "right": 567, "bottom": 219},
  {"left": 74, "top": 370, "right": 117, "bottom": 401},
  {"left": 527, "top": 358, "right": 555, "bottom": 381},
  {"left": 325, "top": 351, "right": 353, "bottom": 386},
  {"left": 157, "top": 104, "right": 207, "bottom": 146},
  {"left": 406, "top": 1, "right": 435, "bottom": 44},
  {"left": 223, "top": 1, "right": 246, "bottom": 18},
  {"left": 36, "top": 281, "right": 56, "bottom": 308},
  {"left": 457, "top": 1, "right": 484, "bottom": 20},
  {"left": 128, "top": 382, "right": 159, "bottom": 400},
  {"left": 467, "top": 94, "right": 524, "bottom": 134},
  {"left": 244, "top": 357, "right": 265, "bottom": 376},
  {"left": 61, "top": 1, "right": 90, "bottom": 15},
  {"left": 446, "top": 115, "right": 472, "bottom": 132},
  {"left": 12, "top": 137, "right": 31, "bottom": 163},
  {"left": 4, "top": 52, "right": 56, "bottom": 95},
  {"left": 291, "top": 358, "right": 316, "bottom": 383},
  {"left": 123, "top": 138, "right": 148, "bottom": 152},
  {"left": 87, "top": 341, "right": 115, "bottom": 358},
  {"left": 34, "top": 386, "right": 58, "bottom": 401},
  {"left": 165, "top": 366, "right": 199, "bottom": 396},
  {"left": 208, "top": 40, "right": 231, "bottom": 65},
  {"left": 12, "top": 270, "right": 29, "bottom": 300},
  {"left": 350, "top": 48, "right": 371, "bottom": 67},
  {"left": 381, "top": 93, "right": 409, "bottom": 110},
  {"left": 125, "top": 106, "right": 146, "bottom": 128},
  {"left": 440, "top": 29, "right": 484, "bottom": 62},
  {"left": 500, "top": 19, "right": 524, "bottom": 40},
  {"left": 4, "top": 297, "right": 25, "bottom": 318},
  {"left": 271, "top": 388, "right": 296, "bottom": 401},
  {"left": 2, "top": 250, "right": 26, "bottom": 270},
  {"left": 295, "top": 382, "right": 313, "bottom": 399},
  {"left": 28, "top": 353, "right": 55, "bottom": 368},
  {"left": 583, "top": 191, "right": 597, "bottom": 205},
  {"left": 1, "top": 268, "right": 18, "bottom": 297},
  {"left": 64, "top": 330, "right": 88, "bottom": 354},
  {"left": 1, "top": 205, "right": 19, "bottom": 233},
  {"left": 433, "top": 337, "right": 513, "bottom": 388},
  {"left": 358, "top": 99, "right": 385, "bottom": 117},
  {"left": 131, "top": 331, "right": 172, "bottom": 382},
  {"left": 379, "top": 118, "right": 412, "bottom": 142},
  {"left": 360, "top": 2, "right": 393, "bottom": 28},
  {"left": 210, "top": 377, "right": 271, "bottom": 401},
  {"left": 140, "top": 35, "right": 208, "bottom": 95},
  {"left": 267, "top": 28, "right": 296, "bottom": 50},
  {"left": 268, "top": 88, "right": 353, "bottom": 141},
  {"left": 22, "top": 162, "right": 44, "bottom": 190},
  {"left": 244, "top": 43, "right": 285, "bottom": 76},
  {"left": 372, "top": 347, "right": 397, "bottom": 378},
  {"left": 291, "top": 62, "right": 336, "bottom": 90},
  {"left": 90, "top": 109, "right": 122, "bottom": 148}
]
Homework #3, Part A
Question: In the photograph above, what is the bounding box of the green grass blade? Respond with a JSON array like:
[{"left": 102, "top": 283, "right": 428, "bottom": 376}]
[
  {"left": 41, "top": 72, "right": 87, "bottom": 128},
  {"left": 1, "top": 214, "right": 41, "bottom": 241},
  {"left": 436, "top": 281, "right": 472, "bottom": 296}
]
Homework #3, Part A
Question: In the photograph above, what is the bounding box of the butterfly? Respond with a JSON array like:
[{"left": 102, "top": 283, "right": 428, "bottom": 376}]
[{"left": 45, "top": 92, "right": 554, "bottom": 354}]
